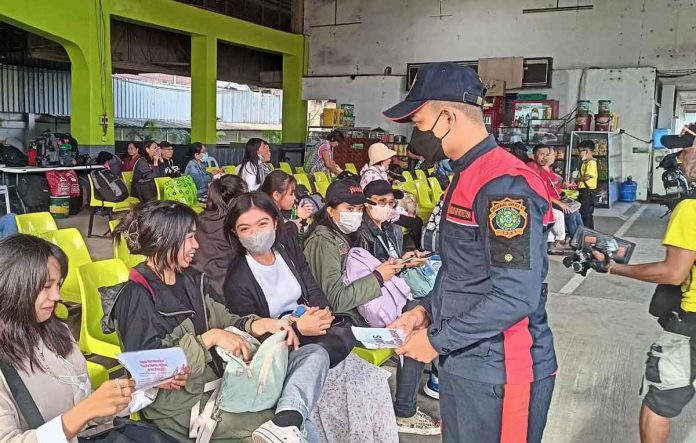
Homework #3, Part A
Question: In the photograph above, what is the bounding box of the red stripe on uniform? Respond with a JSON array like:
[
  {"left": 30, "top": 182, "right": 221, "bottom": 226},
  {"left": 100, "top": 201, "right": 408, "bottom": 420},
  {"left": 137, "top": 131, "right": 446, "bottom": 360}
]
[
  {"left": 500, "top": 383, "right": 531, "bottom": 443},
  {"left": 500, "top": 317, "right": 534, "bottom": 442}
]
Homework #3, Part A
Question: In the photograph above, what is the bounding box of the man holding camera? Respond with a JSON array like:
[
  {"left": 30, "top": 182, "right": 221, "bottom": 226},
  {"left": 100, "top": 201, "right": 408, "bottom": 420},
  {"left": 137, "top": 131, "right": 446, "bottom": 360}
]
[
  {"left": 383, "top": 63, "right": 557, "bottom": 443},
  {"left": 594, "top": 124, "right": 696, "bottom": 443}
]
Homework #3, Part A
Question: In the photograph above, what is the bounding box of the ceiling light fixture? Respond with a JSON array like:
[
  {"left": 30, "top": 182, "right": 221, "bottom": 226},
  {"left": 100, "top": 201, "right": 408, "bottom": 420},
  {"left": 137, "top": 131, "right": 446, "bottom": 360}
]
[{"left": 523, "top": 1, "right": 594, "bottom": 14}]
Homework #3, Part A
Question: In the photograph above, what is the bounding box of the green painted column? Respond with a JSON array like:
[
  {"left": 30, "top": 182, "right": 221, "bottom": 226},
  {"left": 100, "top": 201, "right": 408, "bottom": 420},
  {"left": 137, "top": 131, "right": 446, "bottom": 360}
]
[
  {"left": 282, "top": 37, "right": 308, "bottom": 144},
  {"left": 191, "top": 34, "right": 218, "bottom": 145}
]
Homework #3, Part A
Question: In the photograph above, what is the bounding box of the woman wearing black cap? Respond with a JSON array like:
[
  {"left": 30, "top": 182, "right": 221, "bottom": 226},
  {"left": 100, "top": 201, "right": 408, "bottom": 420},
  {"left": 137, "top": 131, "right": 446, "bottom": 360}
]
[{"left": 304, "top": 179, "right": 441, "bottom": 436}]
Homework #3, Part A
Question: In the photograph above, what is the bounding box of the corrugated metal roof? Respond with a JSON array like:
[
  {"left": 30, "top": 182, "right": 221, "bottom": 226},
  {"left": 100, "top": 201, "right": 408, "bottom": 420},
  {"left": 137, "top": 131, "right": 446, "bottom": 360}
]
[{"left": 113, "top": 117, "right": 280, "bottom": 131}]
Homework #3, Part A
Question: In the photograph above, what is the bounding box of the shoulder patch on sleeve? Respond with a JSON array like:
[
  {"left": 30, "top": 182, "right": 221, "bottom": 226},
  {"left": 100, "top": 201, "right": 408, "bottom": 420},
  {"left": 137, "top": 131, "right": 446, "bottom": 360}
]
[{"left": 487, "top": 196, "right": 531, "bottom": 269}]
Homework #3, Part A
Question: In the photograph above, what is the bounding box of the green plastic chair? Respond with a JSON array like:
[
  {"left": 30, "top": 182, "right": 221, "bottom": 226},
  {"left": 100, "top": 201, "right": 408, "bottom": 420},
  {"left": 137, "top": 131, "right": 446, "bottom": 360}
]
[
  {"left": 87, "top": 361, "right": 109, "bottom": 389},
  {"left": 294, "top": 166, "right": 306, "bottom": 174},
  {"left": 414, "top": 179, "right": 435, "bottom": 220},
  {"left": 313, "top": 171, "right": 329, "bottom": 183},
  {"left": 16, "top": 212, "right": 58, "bottom": 236},
  {"left": 223, "top": 165, "right": 237, "bottom": 175},
  {"left": 401, "top": 171, "right": 414, "bottom": 182},
  {"left": 279, "top": 162, "right": 293, "bottom": 174},
  {"left": 415, "top": 169, "right": 428, "bottom": 181},
  {"left": 315, "top": 180, "right": 329, "bottom": 198},
  {"left": 352, "top": 348, "right": 394, "bottom": 366},
  {"left": 344, "top": 163, "right": 358, "bottom": 175},
  {"left": 77, "top": 259, "right": 128, "bottom": 364},
  {"left": 427, "top": 167, "right": 435, "bottom": 176},
  {"left": 42, "top": 228, "right": 93, "bottom": 304},
  {"left": 121, "top": 171, "right": 134, "bottom": 195},
  {"left": 294, "top": 173, "right": 313, "bottom": 193},
  {"left": 154, "top": 176, "right": 173, "bottom": 200},
  {"left": 400, "top": 180, "right": 417, "bottom": 196},
  {"left": 428, "top": 177, "right": 445, "bottom": 203},
  {"left": 108, "top": 219, "right": 146, "bottom": 268}
]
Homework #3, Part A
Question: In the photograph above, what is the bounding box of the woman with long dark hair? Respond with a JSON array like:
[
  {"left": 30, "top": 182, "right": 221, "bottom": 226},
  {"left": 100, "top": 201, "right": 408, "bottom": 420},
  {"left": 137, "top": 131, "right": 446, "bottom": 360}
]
[
  {"left": 304, "top": 179, "right": 441, "bottom": 436},
  {"left": 239, "top": 138, "right": 272, "bottom": 191},
  {"left": 260, "top": 170, "right": 313, "bottom": 239},
  {"left": 192, "top": 174, "right": 248, "bottom": 293},
  {"left": 185, "top": 142, "right": 218, "bottom": 199},
  {"left": 105, "top": 200, "right": 329, "bottom": 443},
  {"left": 0, "top": 235, "right": 141, "bottom": 441},
  {"left": 132, "top": 139, "right": 161, "bottom": 201},
  {"left": 122, "top": 141, "right": 141, "bottom": 172}
]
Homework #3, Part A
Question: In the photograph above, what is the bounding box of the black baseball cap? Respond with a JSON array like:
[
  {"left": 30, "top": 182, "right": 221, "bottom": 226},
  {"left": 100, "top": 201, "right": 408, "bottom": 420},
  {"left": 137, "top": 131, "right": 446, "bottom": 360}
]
[
  {"left": 363, "top": 180, "right": 404, "bottom": 201},
  {"left": 325, "top": 179, "right": 367, "bottom": 205},
  {"left": 661, "top": 123, "right": 696, "bottom": 150},
  {"left": 383, "top": 62, "right": 487, "bottom": 123}
]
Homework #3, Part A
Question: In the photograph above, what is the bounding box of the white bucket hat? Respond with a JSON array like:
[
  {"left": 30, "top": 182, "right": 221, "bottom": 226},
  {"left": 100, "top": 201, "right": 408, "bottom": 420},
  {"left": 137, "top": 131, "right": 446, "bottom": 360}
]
[{"left": 368, "top": 143, "right": 396, "bottom": 166}]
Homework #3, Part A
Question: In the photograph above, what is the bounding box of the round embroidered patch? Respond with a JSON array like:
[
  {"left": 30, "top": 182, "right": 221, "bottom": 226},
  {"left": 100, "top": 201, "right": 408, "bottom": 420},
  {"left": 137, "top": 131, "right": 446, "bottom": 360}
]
[
  {"left": 489, "top": 198, "right": 529, "bottom": 239},
  {"left": 504, "top": 253, "right": 513, "bottom": 262}
]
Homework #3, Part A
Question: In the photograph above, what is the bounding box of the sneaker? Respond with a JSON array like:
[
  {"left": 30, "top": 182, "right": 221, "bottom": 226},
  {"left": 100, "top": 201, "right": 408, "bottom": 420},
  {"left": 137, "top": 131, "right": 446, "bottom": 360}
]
[
  {"left": 396, "top": 408, "right": 441, "bottom": 435},
  {"left": 252, "top": 420, "right": 308, "bottom": 443},
  {"left": 423, "top": 373, "right": 440, "bottom": 400}
]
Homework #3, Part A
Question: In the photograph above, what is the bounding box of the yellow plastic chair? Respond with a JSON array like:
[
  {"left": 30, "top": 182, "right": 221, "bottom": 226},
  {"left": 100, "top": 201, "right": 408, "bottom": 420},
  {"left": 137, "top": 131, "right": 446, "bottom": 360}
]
[
  {"left": 313, "top": 171, "right": 329, "bottom": 183},
  {"left": 427, "top": 167, "right": 435, "bottom": 176},
  {"left": 352, "top": 348, "right": 394, "bottom": 366},
  {"left": 344, "top": 163, "right": 358, "bottom": 175},
  {"left": 206, "top": 166, "right": 219, "bottom": 174},
  {"left": 415, "top": 169, "right": 428, "bottom": 181},
  {"left": 294, "top": 173, "right": 313, "bottom": 193},
  {"left": 315, "top": 180, "right": 330, "bottom": 198},
  {"left": 77, "top": 259, "right": 129, "bottom": 363},
  {"left": 42, "top": 228, "right": 93, "bottom": 304},
  {"left": 294, "top": 166, "right": 306, "bottom": 174},
  {"left": 279, "top": 162, "right": 293, "bottom": 174},
  {"left": 87, "top": 175, "right": 139, "bottom": 238},
  {"left": 414, "top": 179, "right": 435, "bottom": 220},
  {"left": 223, "top": 165, "right": 237, "bottom": 175},
  {"left": 108, "top": 220, "right": 146, "bottom": 268},
  {"left": 87, "top": 361, "right": 109, "bottom": 390},
  {"left": 16, "top": 212, "right": 58, "bottom": 236},
  {"left": 154, "top": 176, "right": 173, "bottom": 200},
  {"left": 401, "top": 180, "right": 417, "bottom": 196},
  {"left": 121, "top": 171, "right": 134, "bottom": 195},
  {"left": 401, "top": 171, "right": 414, "bottom": 182},
  {"left": 428, "top": 177, "right": 445, "bottom": 203}
]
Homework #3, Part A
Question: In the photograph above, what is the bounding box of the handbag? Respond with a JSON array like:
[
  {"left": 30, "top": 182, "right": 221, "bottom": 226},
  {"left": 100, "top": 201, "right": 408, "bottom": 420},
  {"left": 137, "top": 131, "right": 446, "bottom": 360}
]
[
  {"left": 0, "top": 360, "right": 177, "bottom": 443},
  {"left": 649, "top": 284, "right": 683, "bottom": 326},
  {"left": 135, "top": 178, "right": 157, "bottom": 202},
  {"left": 216, "top": 327, "right": 289, "bottom": 414},
  {"left": 401, "top": 256, "right": 441, "bottom": 299}
]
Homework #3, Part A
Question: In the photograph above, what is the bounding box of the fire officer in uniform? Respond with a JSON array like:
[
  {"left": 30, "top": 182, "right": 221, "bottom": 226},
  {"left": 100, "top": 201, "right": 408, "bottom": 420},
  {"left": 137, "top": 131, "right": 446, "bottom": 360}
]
[{"left": 385, "top": 63, "right": 557, "bottom": 443}]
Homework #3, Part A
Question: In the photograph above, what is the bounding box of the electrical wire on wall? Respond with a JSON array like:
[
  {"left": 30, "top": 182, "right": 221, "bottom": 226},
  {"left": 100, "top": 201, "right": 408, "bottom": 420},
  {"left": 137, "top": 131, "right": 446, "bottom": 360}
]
[{"left": 95, "top": 0, "right": 109, "bottom": 140}]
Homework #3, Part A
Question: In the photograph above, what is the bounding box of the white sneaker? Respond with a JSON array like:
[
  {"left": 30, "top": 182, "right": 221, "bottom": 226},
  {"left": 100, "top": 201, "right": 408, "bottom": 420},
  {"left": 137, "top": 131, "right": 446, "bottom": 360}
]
[{"left": 252, "top": 420, "right": 308, "bottom": 443}]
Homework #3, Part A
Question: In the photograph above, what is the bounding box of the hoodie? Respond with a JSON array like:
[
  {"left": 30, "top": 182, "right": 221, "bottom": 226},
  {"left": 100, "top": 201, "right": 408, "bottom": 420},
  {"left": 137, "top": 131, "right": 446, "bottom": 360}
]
[{"left": 192, "top": 209, "right": 240, "bottom": 294}]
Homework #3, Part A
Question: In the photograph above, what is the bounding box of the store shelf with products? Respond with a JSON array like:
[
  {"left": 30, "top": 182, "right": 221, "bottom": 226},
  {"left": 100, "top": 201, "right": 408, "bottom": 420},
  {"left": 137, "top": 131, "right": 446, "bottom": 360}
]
[{"left": 567, "top": 131, "right": 622, "bottom": 208}]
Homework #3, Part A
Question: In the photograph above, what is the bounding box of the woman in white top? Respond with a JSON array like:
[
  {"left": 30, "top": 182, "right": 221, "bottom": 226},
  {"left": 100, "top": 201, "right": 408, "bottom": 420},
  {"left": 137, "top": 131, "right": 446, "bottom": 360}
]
[
  {"left": 239, "top": 138, "right": 273, "bottom": 191},
  {"left": 0, "top": 234, "right": 189, "bottom": 443}
]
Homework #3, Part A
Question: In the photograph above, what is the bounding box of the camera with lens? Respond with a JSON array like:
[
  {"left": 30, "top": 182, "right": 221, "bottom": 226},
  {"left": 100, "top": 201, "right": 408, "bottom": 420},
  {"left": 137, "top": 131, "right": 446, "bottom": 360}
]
[{"left": 562, "top": 227, "right": 635, "bottom": 276}]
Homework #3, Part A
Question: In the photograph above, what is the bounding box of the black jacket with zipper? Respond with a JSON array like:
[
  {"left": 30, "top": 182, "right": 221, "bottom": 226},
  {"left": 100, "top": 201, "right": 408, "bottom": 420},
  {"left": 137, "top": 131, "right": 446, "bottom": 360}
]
[{"left": 223, "top": 233, "right": 355, "bottom": 367}]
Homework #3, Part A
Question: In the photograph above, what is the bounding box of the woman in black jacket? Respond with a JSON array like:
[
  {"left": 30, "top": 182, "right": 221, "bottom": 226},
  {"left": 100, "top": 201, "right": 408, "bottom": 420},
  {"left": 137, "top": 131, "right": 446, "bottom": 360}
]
[
  {"left": 131, "top": 140, "right": 161, "bottom": 201},
  {"left": 223, "top": 192, "right": 355, "bottom": 368}
]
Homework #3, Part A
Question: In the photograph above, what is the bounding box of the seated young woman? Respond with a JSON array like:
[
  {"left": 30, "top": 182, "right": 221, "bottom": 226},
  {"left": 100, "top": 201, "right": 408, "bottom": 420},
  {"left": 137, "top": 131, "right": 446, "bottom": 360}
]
[
  {"left": 0, "top": 234, "right": 182, "bottom": 442},
  {"left": 192, "top": 175, "right": 248, "bottom": 294},
  {"left": 260, "top": 170, "right": 313, "bottom": 240},
  {"left": 105, "top": 200, "right": 329, "bottom": 443},
  {"left": 223, "top": 191, "right": 355, "bottom": 368},
  {"left": 303, "top": 179, "right": 440, "bottom": 436}
]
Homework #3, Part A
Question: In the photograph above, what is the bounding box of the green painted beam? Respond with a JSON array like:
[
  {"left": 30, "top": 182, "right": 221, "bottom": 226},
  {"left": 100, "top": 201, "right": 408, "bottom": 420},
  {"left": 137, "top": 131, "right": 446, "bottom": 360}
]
[{"left": 191, "top": 35, "right": 218, "bottom": 145}]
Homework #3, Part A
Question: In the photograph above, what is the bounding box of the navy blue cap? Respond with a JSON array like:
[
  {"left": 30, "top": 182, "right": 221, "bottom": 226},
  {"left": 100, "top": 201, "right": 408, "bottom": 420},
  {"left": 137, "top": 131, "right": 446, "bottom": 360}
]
[{"left": 383, "top": 62, "right": 487, "bottom": 123}]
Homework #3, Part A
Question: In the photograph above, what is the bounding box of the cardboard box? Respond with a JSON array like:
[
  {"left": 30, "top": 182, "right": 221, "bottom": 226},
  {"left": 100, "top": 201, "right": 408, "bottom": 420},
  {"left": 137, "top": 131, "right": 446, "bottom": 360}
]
[
  {"left": 478, "top": 57, "right": 524, "bottom": 89},
  {"left": 486, "top": 79, "right": 506, "bottom": 97}
]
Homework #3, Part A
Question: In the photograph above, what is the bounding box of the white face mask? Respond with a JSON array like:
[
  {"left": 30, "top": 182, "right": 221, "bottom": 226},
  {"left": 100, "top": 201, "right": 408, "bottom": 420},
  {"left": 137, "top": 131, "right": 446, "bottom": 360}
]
[
  {"left": 367, "top": 204, "right": 391, "bottom": 223},
  {"left": 239, "top": 229, "right": 276, "bottom": 255},
  {"left": 335, "top": 211, "right": 363, "bottom": 234}
]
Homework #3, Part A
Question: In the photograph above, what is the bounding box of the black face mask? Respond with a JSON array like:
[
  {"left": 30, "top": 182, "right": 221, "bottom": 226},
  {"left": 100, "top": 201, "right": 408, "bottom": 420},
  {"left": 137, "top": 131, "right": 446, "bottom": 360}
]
[{"left": 408, "top": 112, "right": 451, "bottom": 164}]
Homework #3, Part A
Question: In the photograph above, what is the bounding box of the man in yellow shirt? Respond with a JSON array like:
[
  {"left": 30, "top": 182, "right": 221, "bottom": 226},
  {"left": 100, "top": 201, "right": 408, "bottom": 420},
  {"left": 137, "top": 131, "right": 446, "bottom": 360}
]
[
  {"left": 594, "top": 124, "right": 696, "bottom": 443},
  {"left": 577, "top": 140, "right": 598, "bottom": 228}
]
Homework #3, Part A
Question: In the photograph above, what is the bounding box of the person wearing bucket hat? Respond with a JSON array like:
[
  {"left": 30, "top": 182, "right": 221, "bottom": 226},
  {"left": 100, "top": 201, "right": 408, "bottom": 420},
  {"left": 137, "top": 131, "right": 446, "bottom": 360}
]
[
  {"left": 588, "top": 123, "right": 696, "bottom": 443},
  {"left": 385, "top": 62, "right": 557, "bottom": 443},
  {"left": 303, "top": 180, "right": 440, "bottom": 435},
  {"left": 360, "top": 143, "right": 396, "bottom": 188}
]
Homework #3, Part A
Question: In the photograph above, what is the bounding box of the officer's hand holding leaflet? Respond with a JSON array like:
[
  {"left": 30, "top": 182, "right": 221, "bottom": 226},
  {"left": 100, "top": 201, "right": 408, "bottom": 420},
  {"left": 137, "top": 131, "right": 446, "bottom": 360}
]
[
  {"left": 388, "top": 305, "right": 430, "bottom": 336},
  {"left": 395, "top": 328, "right": 438, "bottom": 363}
]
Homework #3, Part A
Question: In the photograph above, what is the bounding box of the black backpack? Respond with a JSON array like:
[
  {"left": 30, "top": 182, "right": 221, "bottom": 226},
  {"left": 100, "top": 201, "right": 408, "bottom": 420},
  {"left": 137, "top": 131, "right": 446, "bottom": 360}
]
[
  {"left": 0, "top": 144, "right": 28, "bottom": 167},
  {"left": 16, "top": 175, "right": 50, "bottom": 213},
  {"left": 91, "top": 169, "right": 129, "bottom": 202}
]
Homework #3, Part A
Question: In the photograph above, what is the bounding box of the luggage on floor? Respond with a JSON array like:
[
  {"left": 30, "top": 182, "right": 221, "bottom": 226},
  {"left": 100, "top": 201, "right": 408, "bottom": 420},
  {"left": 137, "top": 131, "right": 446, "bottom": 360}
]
[
  {"left": 46, "top": 170, "right": 81, "bottom": 197},
  {"left": 0, "top": 144, "right": 28, "bottom": 167},
  {"left": 16, "top": 175, "right": 50, "bottom": 213}
]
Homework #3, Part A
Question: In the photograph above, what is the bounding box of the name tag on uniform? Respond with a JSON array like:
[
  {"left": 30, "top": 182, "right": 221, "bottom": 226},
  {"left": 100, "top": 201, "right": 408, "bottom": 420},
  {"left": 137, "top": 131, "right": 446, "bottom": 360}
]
[{"left": 447, "top": 203, "right": 473, "bottom": 222}]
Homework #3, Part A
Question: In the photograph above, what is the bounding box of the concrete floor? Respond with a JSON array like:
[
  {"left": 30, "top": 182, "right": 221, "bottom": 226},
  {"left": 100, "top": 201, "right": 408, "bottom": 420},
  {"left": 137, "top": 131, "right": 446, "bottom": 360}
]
[{"left": 58, "top": 204, "right": 696, "bottom": 442}]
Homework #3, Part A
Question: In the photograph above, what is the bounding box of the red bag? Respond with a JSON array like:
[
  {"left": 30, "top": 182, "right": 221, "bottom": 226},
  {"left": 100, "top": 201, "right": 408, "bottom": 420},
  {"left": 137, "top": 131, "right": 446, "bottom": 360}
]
[
  {"left": 27, "top": 149, "right": 37, "bottom": 166},
  {"left": 45, "top": 170, "right": 80, "bottom": 197}
]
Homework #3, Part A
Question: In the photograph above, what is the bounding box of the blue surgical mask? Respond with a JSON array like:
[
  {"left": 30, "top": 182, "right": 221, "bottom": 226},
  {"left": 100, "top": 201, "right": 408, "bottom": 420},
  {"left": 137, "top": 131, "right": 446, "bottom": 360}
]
[{"left": 201, "top": 152, "right": 209, "bottom": 162}]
